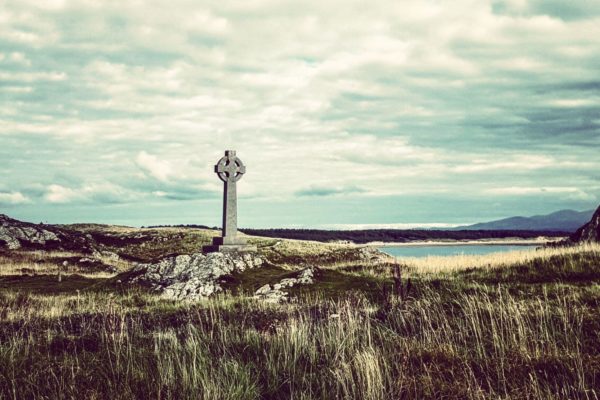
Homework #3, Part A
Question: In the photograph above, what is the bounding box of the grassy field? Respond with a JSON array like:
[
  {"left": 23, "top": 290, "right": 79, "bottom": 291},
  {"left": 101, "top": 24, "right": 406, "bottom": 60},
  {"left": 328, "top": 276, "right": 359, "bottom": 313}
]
[{"left": 0, "top": 239, "right": 599, "bottom": 399}]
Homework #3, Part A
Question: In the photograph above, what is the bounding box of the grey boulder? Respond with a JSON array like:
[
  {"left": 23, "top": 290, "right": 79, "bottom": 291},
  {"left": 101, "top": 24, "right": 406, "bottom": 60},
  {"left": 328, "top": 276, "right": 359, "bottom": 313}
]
[
  {"left": 253, "top": 266, "right": 316, "bottom": 303},
  {"left": 131, "top": 252, "right": 263, "bottom": 300}
]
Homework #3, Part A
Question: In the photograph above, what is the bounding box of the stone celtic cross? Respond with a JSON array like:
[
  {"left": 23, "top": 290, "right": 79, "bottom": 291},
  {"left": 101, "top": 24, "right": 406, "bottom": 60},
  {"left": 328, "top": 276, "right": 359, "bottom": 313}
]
[
  {"left": 215, "top": 150, "right": 245, "bottom": 240},
  {"left": 204, "top": 150, "right": 256, "bottom": 253}
]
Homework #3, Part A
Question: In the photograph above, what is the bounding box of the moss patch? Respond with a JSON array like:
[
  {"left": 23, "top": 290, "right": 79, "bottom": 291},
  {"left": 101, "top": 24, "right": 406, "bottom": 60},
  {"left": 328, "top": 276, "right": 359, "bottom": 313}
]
[
  {"left": 286, "top": 269, "right": 389, "bottom": 300},
  {"left": 220, "top": 263, "right": 296, "bottom": 294}
]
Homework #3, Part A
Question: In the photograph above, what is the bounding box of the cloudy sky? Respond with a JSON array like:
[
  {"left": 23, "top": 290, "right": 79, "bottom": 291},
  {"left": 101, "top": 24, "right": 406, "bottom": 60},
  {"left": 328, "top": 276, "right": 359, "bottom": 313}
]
[{"left": 1, "top": 0, "right": 599, "bottom": 228}]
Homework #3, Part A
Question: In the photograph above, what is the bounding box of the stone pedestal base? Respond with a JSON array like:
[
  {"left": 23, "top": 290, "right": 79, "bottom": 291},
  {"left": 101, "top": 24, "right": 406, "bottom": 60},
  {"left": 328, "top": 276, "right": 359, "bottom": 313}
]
[
  {"left": 203, "top": 236, "right": 257, "bottom": 253},
  {"left": 203, "top": 244, "right": 258, "bottom": 253}
]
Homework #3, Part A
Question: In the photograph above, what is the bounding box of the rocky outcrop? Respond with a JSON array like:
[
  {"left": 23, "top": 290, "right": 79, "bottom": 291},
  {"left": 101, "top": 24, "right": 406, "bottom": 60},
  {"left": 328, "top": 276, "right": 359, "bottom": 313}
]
[
  {"left": 253, "top": 267, "right": 316, "bottom": 303},
  {"left": 0, "top": 214, "right": 100, "bottom": 253},
  {"left": 130, "top": 252, "right": 263, "bottom": 300},
  {"left": 0, "top": 214, "right": 60, "bottom": 250},
  {"left": 570, "top": 205, "right": 600, "bottom": 243},
  {"left": 357, "top": 246, "right": 392, "bottom": 263}
]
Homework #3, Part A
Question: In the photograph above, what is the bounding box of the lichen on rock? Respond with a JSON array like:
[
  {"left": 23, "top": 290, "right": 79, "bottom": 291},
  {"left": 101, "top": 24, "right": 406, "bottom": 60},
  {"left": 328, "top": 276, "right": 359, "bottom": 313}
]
[
  {"left": 357, "top": 246, "right": 392, "bottom": 263},
  {"left": 0, "top": 214, "right": 60, "bottom": 250},
  {"left": 130, "top": 252, "right": 263, "bottom": 300}
]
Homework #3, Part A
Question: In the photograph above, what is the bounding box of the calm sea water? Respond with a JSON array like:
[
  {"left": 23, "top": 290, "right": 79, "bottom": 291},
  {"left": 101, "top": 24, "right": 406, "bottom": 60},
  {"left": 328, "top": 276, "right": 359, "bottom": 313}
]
[{"left": 378, "top": 244, "right": 539, "bottom": 258}]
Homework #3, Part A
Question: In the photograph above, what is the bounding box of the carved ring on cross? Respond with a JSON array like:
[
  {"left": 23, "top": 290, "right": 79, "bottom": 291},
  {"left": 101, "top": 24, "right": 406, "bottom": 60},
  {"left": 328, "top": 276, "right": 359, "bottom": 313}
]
[{"left": 215, "top": 153, "right": 246, "bottom": 183}]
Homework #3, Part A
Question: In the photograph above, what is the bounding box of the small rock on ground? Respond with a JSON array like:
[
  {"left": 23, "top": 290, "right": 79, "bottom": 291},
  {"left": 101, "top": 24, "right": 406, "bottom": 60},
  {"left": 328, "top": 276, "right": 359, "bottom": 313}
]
[{"left": 253, "top": 266, "right": 316, "bottom": 303}]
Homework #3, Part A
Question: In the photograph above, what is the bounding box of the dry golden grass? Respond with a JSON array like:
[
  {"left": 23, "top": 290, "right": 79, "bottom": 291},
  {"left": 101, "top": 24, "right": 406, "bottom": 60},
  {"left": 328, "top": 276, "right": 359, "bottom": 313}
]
[
  {"left": 0, "top": 250, "right": 121, "bottom": 278},
  {"left": 400, "top": 242, "right": 600, "bottom": 274}
]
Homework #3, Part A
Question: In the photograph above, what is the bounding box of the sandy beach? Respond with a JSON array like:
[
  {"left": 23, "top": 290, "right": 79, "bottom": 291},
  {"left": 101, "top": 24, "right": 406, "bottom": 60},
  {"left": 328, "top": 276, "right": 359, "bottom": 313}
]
[{"left": 366, "top": 237, "right": 565, "bottom": 247}]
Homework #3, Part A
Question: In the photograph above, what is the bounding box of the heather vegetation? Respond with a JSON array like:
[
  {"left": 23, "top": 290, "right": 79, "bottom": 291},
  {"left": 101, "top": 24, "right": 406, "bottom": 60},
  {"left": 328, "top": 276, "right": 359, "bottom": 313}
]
[{"left": 0, "top": 231, "right": 598, "bottom": 399}]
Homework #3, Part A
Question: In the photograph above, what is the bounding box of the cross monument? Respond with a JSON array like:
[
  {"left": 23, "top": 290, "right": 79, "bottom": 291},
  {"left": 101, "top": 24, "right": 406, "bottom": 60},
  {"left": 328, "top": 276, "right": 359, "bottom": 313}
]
[{"left": 204, "top": 150, "right": 256, "bottom": 253}]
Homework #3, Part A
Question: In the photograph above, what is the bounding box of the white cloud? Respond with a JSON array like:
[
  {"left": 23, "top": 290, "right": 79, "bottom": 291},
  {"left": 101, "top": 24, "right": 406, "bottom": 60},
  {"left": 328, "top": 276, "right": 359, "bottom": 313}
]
[
  {"left": 452, "top": 155, "right": 555, "bottom": 173},
  {"left": 44, "top": 184, "right": 78, "bottom": 203},
  {"left": 8, "top": 52, "right": 31, "bottom": 66},
  {"left": 1, "top": 86, "right": 33, "bottom": 93},
  {"left": 0, "top": 71, "right": 67, "bottom": 82},
  {"left": 184, "top": 10, "right": 230, "bottom": 35},
  {"left": 485, "top": 186, "right": 596, "bottom": 201},
  {"left": 549, "top": 98, "right": 598, "bottom": 108},
  {"left": 43, "top": 183, "right": 132, "bottom": 204},
  {"left": 135, "top": 151, "right": 174, "bottom": 182},
  {"left": 0, "top": 192, "right": 30, "bottom": 205}
]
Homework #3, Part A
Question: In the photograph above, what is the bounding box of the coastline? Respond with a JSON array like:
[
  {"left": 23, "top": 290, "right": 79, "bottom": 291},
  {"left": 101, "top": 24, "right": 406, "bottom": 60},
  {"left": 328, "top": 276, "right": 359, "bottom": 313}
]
[{"left": 366, "top": 237, "right": 565, "bottom": 247}]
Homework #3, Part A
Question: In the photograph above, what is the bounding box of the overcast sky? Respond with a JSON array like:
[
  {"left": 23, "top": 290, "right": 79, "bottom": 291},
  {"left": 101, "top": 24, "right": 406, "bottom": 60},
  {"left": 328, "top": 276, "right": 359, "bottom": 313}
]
[{"left": 1, "top": 0, "right": 599, "bottom": 228}]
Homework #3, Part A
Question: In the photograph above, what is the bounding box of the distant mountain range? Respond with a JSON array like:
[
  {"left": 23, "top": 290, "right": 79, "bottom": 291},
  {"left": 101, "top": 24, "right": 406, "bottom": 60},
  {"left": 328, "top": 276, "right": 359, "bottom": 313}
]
[{"left": 458, "top": 209, "right": 595, "bottom": 232}]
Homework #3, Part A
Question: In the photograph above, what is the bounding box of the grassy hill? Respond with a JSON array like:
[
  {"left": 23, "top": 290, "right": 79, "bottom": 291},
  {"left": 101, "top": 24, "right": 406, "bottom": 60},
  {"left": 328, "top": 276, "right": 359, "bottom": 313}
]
[{"left": 0, "top": 223, "right": 598, "bottom": 399}]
